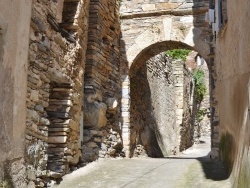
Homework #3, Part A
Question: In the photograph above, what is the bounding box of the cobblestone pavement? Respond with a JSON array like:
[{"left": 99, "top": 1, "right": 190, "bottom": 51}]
[{"left": 54, "top": 136, "right": 232, "bottom": 188}]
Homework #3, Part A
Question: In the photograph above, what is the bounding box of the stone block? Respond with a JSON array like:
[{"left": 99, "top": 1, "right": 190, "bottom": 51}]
[
  {"left": 156, "top": 3, "right": 179, "bottom": 10},
  {"left": 142, "top": 4, "right": 156, "bottom": 11},
  {"left": 48, "top": 136, "right": 67, "bottom": 143},
  {"left": 30, "top": 90, "right": 39, "bottom": 102},
  {"left": 84, "top": 101, "right": 107, "bottom": 128}
]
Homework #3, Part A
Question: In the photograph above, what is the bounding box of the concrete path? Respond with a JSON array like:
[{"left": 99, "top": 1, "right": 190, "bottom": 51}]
[{"left": 53, "top": 136, "right": 232, "bottom": 188}]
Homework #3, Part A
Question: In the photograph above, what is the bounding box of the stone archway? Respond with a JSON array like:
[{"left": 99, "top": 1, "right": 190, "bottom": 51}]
[
  {"left": 120, "top": 39, "right": 210, "bottom": 157},
  {"left": 119, "top": 0, "right": 218, "bottom": 158}
]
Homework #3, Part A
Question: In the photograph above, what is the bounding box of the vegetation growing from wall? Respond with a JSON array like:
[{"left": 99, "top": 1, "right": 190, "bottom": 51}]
[
  {"left": 165, "top": 49, "right": 191, "bottom": 61},
  {"left": 197, "top": 109, "right": 206, "bottom": 122},
  {"left": 192, "top": 68, "right": 207, "bottom": 142},
  {"left": 193, "top": 69, "right": 206, "bottom": 103}
]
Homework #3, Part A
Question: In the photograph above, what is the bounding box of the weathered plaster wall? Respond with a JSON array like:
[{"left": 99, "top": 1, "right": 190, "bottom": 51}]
[
  {"left": 0, "top": 0, "right": 32, "bottom": 186},
  {"left": 214, "top": 0, "right": 250, "bottom": 187}
]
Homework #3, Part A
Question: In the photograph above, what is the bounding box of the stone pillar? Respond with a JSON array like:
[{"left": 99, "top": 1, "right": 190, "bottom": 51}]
[{"left": 121, "top": 75, "right": 130, "bottom": 157}]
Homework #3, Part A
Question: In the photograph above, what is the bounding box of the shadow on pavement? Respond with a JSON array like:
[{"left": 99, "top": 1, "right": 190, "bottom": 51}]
[{"left": 165, "top": 154, "right": 229, "bottom": 181}]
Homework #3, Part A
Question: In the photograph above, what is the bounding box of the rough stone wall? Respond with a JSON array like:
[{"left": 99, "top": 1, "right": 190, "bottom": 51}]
[
  {"left": 197, "top": 62, "right": 210, "bottom": 138},
  {"left": 130, "top": 53, "right": 194, "bottom": 157},
  {"left": 0, "top": 0, "right": 32, "bottom": 187},
  {"left": 82, "top": 0, "right": 123, "bottom": 164},
  {"left": 25, "top": 0, "right": 89, "bottom": 186},
  {"left": 214, "top": 0, "right": 250, "bottom": 187},
  {"left": 130, "top": 53, "right": 177, "bottom": 157},
  {"left": 177, "top": 61, "right": 195, "bottom": 151}
]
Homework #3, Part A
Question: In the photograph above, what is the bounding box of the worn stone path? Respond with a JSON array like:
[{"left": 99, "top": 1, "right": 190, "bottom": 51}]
[{"left": 54, "top": 136, "right": 232, "bottom": 188}]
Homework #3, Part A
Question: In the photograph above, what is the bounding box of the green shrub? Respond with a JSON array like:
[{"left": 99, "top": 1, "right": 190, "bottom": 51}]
[{"left": 165, "top": 49, "right": 191, "bottom": 61}]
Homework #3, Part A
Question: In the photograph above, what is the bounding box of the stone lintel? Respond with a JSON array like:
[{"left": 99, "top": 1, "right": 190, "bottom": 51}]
[{"left": 120, "top": 7, "right": 208, "bottom": 20}]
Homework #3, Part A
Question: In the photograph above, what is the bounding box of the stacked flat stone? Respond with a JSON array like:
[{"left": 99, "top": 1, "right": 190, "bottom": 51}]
[
  {"left": 82, "top": 0, "right": 123, "bottom": 164},
  {"left": 25, "top": 0, "right": 89, "bottom": 186}
]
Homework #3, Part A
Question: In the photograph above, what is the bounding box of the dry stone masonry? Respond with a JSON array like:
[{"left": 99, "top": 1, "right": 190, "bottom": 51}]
[
  {"left": 25, "top": 0, "right": 89, "bottom": 186},
  {"left": 82, "top": 0, "right": 124, "bottom": 165}
]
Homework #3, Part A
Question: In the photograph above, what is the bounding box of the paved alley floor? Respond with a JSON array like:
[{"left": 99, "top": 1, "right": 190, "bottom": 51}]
[{"left": 54, "top": 136, "right": 232, "bottom": 188}]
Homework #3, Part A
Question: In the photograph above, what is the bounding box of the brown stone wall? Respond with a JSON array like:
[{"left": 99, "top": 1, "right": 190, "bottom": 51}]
[
  {"left": 25, "top": 0, "right": 89, "bottom": 186},
  {"left": 214, "top": 0, "right": 250, "bottom": 186},
  {"left": 0, "top": 0, "right": 32, "bottom": 187},
  {"left": 82, "top": 0, "right": 123, "bottom": 164}
]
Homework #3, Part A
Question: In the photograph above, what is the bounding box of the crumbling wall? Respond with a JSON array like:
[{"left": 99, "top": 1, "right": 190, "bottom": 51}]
[
  {"left": 82, "top": 0, "right": 123, "bottom": 164},
  {"left": 25, "top": 0, "right": 89, "bottom": 186}
]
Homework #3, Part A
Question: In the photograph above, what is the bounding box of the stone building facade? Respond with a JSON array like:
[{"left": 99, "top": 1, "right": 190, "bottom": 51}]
[{"left": 0, "top": 0, "right": 218, "bottom": 187}]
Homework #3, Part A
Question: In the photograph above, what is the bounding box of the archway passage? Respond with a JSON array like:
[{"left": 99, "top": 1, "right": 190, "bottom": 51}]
[
  {"left": 125, "top": 44, "right": 211, "bottom": 158},
  {"left": 130, "top": 52, "right": 178, "bottom": 157}
]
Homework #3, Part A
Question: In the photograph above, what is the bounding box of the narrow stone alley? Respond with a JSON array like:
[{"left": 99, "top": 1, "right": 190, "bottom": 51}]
[
  {"left": 3, "top": 0, "right": 250, "bottom": 187},
  {"left": 54, "top": 136, "right": 231, "bottom": 188}
]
